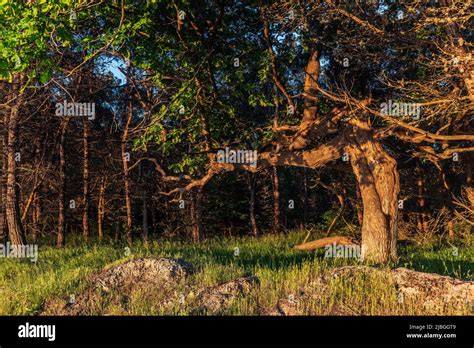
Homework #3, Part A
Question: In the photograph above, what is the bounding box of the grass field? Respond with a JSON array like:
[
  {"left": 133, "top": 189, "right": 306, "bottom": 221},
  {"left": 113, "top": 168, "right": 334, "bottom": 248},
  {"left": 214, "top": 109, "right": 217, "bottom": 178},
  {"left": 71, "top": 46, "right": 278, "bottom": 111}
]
[{"left": 0, "top": 231, "right": 472, "bottom": 316}]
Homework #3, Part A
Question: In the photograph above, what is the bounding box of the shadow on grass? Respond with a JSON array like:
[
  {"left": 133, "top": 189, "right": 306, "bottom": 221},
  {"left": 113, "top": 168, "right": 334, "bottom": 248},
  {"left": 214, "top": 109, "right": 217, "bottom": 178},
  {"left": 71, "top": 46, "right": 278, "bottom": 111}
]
[
  {"left": 175, "top": 244, "right": 473, "bottom": 280},
  {"left": 396, "top": 257, "right": 473, "bottom": 280},
  {"left": 35, "top": 235, "right": 472, "bottom": 281}
]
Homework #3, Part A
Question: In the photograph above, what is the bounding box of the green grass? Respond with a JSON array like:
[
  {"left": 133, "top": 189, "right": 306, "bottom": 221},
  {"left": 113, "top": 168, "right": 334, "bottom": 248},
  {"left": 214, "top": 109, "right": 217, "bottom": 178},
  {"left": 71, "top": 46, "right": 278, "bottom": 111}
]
[{"left": 0, "top": 231, "right": 472, "bottom": 315}]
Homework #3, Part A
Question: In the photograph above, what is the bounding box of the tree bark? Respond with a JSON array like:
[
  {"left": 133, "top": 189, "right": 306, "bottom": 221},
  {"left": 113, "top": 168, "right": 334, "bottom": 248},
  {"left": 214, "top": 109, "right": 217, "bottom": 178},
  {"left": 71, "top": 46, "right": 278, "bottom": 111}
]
[
  {"left": 190, "top": 190, "right": 198, "bottom": 242},
  {"left": 246, "top": 172, "right": 258, "bottom": 236},
  {"left": 355, "top": 181, "right": 364, "bottom": 226},
  {"left": 151, "top": 205, "right": 157, "bottom": 236},
  {"left": 82, "top": 118, "right": 90, "bottom": 242},
  {"left": 302, "top": 168, "right": 309, "bottom": 229},
  {"left": 189, "top": 187, "right": 203, "bottom": 242},
  {"left": 272, "top": 166, "right": 281, "bottom": 234},
  {"left": 6, "top": 75, "right": 26, "bottom": 246},
  {"left": 31, "top": 135, "right": 42, "bottom": 242},
  {"left": 32, "top": 190, "right": 41, "bottom": 243},
  {"left": 346, "top": 122, "right": 399, "bottom": 263},
  {"left": 415, "top": 161, "right": 429, "bottom": 234},
  {"left": 57, "top": 119, "right": 69, "bottom": 248},
  {"left": 195, "top": 187, "right": 204, "bottom": 242},
  {"left": 97, "top": 177, "right": 106, "bottom": 241},
  {"left": 114, "top": 217, "right": 120, "bottom": 241},
  {"left": 0, "top": 119, "right": 7, "bottom": 245},
  {"left": 142, "top": 189, "right": 148, "bottom": 246},
  {"left": 466, "top": 154, "right": 472, "bottom": 185},
  {"left": 121, "top": 99, "right": 133, "bottom": 246}
]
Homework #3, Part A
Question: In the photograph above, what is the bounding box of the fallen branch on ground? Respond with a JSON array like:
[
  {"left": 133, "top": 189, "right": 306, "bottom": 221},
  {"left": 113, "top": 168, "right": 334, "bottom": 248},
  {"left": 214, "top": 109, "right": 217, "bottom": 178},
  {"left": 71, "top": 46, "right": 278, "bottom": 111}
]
[{"left": 294, "top": 236, "right": 358, "bottom": 251}]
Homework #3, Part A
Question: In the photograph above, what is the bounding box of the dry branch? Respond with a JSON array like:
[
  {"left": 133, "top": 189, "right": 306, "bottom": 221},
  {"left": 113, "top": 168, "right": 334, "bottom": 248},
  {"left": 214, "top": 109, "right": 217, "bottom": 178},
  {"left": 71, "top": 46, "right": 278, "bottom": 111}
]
[{"left": 294, "top": 236, "right": 358, "bottom": 251}]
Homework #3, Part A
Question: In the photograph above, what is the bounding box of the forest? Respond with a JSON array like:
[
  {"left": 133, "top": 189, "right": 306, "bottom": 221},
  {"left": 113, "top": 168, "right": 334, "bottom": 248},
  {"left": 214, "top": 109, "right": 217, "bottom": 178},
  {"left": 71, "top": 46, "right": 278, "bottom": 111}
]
[{"left": 0, "top": 0, "right": 472, "bottom": 316}]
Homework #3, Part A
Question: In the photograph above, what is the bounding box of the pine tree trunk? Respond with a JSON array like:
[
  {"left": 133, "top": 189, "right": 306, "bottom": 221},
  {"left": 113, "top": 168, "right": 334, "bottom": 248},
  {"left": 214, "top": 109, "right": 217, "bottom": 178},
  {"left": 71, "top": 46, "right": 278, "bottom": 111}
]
[
  {"left": 97, "top": 177, "right": 106, "bottom": 241},
  {"left": 31, "top": 135, "right": 42, "bottom": 243},
  {"left": 190, "top": 191, "right": 197, "bottom": 242},
  {"left": 151, "top": 206, "right": 157, "bottom": 236},
  {"left": 6, "top": 74, "right": 26, "bottom": 246},
  {"left": 195, "top": 187, "right": 204, "bottom": 241},
  {"left": 302, "top": 168, "right": 309, "bottom": 229},
  {"left": 57, "top": 119, "right": 69, "bottom": 248},
  {"left": 121, "top": 100, "right": 133, "bottom": 246},
  {"left": 0, "top": 121, "right": 7, "bottom": 245},
  {"left": 82, "top": 118, "right": 90, "bottom": 242},
  {"left": 190, "top": 188, "right": 203, "bottom": 242},
  {"left": 114, "top": 217, "right": 120, "bottom": 241},
  {"left": 347, "top": 122, "right": 399, "bottom": 263},
  {"left": 142, "top": 189, "right": 148, "bottom": 245},
  {"left": 32, "top": 191, "right": 40, "bottom": 243},
  {"left": 466, "top": 154, "right": 472, "bottom": 185},
  {"left": 272, "top": 166, "right": 281, "bottom": 234},
  {"left": 246, "top": 173, "right": 258, "bottom": 236},
  {"left": 415, "top": 161, "right": 429, "bottom": 234}
]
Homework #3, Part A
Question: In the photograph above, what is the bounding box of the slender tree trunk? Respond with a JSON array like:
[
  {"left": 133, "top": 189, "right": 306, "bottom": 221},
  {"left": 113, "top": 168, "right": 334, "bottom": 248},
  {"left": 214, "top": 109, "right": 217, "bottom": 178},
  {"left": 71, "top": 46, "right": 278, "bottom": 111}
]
[
  {"left": 466, "top": 154, "right": 472, "bottom": 185},
  {"left": 347, "top": 122, "right": 399, "bottom": 263},
  {"left": 437, "top": 155, "right": 456, "bottom": 239},
  {"left": 32, "top": 191, "right": 40, "bottom": 242},
  {"left": 415, "top": 161, "right": 429, "bottom": 234},
  {"left": 121, "top": 100, "right": 133, "bottom": 246},
  {"left": 272, "top": 166, "right": 281, "bottom": 234},
  {"left": 190, "top": 191, "right": 197, "bottom": 242},
  {"left": 189, "top": 188, "right": 203, "bottom": 242},
  {"left": 195, "top": 187, "right": 204, "bottom": 241},
  {"left": 57, "top": 119, "right": 69, "bottom": 247},
  {"left": 142, "top": 189, "right": 148, "bottom": 246},
  {"left": 97, "top": 177, "right": 106, "bottom": 241},
  {"left": 82, "top": 118, "right": 90, "bottom": 242},
  {"left": 246, "top": 172, "right": 258, "bottom": 236},
  {"left": 6, "top": 75, "right": 26, "bottom": 246},
  {"left": 114, "top": 217, "right": 120, "bottom": 241},
  {"left": 271, "top": 76, "right": 282, "bottom": 235},
  {"left": 0, "top": 121, "right": 7, "bottom": 245},
  {"left": 302, "top": 168, "right": 309, "bottom": 229},
  {"left": 151, "top": 205, "right": 157, "bottom": 236},
  {"left": 31, "top": 135, "right": 42, "bottom": 242}
]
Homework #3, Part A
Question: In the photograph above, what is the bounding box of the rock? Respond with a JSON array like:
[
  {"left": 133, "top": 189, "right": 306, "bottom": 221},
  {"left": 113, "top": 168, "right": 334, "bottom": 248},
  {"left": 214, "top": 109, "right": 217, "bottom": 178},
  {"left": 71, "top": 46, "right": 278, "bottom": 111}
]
[
  {"left": 259, "top": 307, "right": 281, "bottom": 316},
  {"left": 392, "top": 267, "right": 474, "bottom": 313},
  {"left": 276, "top": 297, "right": 301, "bottom": 316},
  {"left": 42, "top": 257, "right": 194, "bottom": 315},
  {"left": 317, "top": 266, "right": 473, "bottom": 314},
  {"left": 91, "top": 257, "right": 194, "bottom": 293},
  {"left": 195, "top": 276, "right": 260, "bottom": 313}
]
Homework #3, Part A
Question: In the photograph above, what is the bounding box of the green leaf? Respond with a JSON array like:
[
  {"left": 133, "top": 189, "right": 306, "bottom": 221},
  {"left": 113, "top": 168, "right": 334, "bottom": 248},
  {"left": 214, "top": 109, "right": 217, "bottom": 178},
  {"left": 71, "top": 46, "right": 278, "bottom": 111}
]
[{"left": 39, "top": 70, "right": 51, "bottom": 84}]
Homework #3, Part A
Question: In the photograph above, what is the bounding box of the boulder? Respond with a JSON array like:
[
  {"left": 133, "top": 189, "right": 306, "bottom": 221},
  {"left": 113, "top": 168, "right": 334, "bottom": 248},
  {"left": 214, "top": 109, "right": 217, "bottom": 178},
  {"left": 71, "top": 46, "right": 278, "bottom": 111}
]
[
  {"left": 194, "top": 276, "right": 260, "bottom": 313},
  {"left": 91, "top": 257, "right": 194, "bottom": 293},
  {"left": 42, "top": 257, "right": 194, "bottom": 315},
  {"left": 392, "top": 267, "right": 474, "bottom": 313}
]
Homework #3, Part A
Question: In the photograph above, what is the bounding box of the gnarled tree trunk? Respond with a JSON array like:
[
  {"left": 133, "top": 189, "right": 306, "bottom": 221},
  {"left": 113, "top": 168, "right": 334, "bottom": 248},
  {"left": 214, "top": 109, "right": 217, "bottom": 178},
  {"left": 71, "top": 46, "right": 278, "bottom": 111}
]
[{"left": 346, "top": 121, "right": 399, "bottom": 263}]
